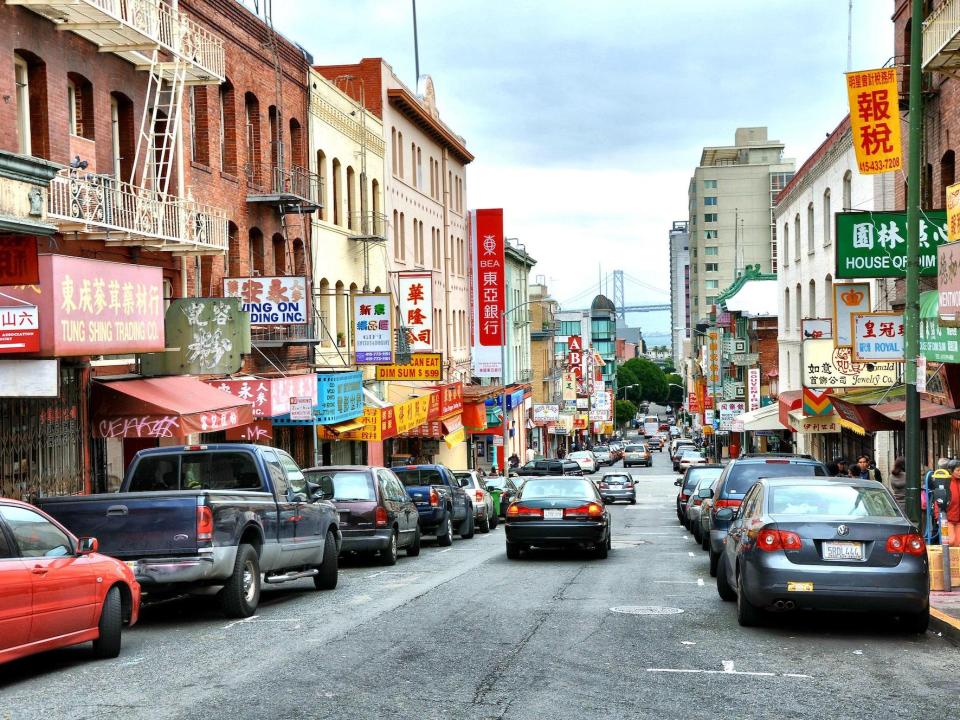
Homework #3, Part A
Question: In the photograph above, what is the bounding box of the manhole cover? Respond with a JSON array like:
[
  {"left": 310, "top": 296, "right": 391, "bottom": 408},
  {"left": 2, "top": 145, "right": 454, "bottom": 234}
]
[{"left": 610, "top": 606, "right": 684, "bottom": 616}]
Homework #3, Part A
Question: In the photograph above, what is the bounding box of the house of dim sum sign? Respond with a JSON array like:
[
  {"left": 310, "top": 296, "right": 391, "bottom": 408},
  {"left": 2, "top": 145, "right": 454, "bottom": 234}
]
[{"left": 835, "top": 210, "right": 947, "bottom": 279}]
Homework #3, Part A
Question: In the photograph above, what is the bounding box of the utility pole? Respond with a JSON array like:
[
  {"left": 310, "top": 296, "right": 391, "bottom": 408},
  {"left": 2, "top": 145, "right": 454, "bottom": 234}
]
[
  {"left": 412, "top": 0, "right": 421, "bottom": 85},
  {"left": 904, "top": 0, "right": 923, "bottom": 525}
]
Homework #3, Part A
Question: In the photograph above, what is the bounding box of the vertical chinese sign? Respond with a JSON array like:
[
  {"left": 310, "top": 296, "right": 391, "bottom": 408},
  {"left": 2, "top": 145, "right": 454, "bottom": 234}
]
[
  {"left": 947, "top": 183, "right": 960, "bottom": 242},
  {"left": 352, "top": 293, "right": 393, "bottom": 364},
  {"left": 470, "top": 208, "right": 505, "bottom": 377},
  {"left": 846, "top": 67, "right": 902, "bottom": 175},
  {"left": 705, "top": 328, "right": 722, "bottom": 400},
  {"left": 398, "top": 272, "right": 433, "bottom": 352},
  {"left": 747, "top": 367, "right": 761, "bottom": 412}
]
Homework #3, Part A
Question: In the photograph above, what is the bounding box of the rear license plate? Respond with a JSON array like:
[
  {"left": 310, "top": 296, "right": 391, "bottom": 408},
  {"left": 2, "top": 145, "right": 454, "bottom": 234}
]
[
  {"left": 822, "top": 541, "right": 863, "bottom": 561},
  {"left": 543, "top": 509, "right": 563, "bottom": 519},
  {"left": 787, "top": 581, "right": 814, "bottom": 592}
]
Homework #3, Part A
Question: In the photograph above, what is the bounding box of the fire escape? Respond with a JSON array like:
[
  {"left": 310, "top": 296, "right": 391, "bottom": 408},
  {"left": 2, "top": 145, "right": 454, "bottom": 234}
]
[{"left": 8, "top": 0, "right": 229, "bottom": 253}]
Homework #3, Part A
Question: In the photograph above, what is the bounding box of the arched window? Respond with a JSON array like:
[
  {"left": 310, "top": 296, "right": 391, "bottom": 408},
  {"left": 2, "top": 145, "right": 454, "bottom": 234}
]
[
  {"left": 289, "top": 117, "right": 303, "bottom": 170},
  {"left": 272, "top": 233, "right": 286, "bottom": 275},
  {"left": 391, "top": 127, "right": 397, "bottom": 175},
  {"left": 316, "top": 150, "right": 327, "bottom": 221},
  {"left": 188, "top": 86, "right": 209, "bottom": 165},
  {"left": 822, "top": 189, "right": 831, "bottom": 246},
  {"left": 411, "top": 142, "right": 416, "bottom": 186},
  {"left": 397, "top": 131, "right": 404, "bottom": 177},
  {"left": 784, "top": 288, "right": 790, "bottom": 331},
  {"left": 393, "top": 209, "right": 400, "bottom": 259},
  {"left": 249, "top": 228, "right": 264, "bottom": 276},
  {"left": 371, "top": 179, "right": 380, "bottom": 228},
  {"left": 416, "top": 146, "right": 423, "bottom": 189},
  {"left": 268, "top": 105, "right": 280, "bottom": 177},
  {"left": 293, "top": 239, "right": 305, "bottom": 276},
  {"left": 399, "top": 212, "right": 406, "bottom": 260},
  {"left": 782, "top": 222, "right": 790, "bottom": 267},
  {"left": 794, "top": 214, "right": 801, "bottom": 260},
  {"left": 67, "top": 72, "right": 95, "bottom": 140},
  {"left": 227, "top": 221, "right": 240, "bottom": 277},
  {"left": 807, "top": 202, "right": 815, "bottom": 253},
  {"left": 219, "top": 79, "right": 236, "bottom": 174},
  {"left": 808, "top": 279, "right": 816, "bottom": 318},
  {"left": 842, "top": 170, "right": 852, "bottom": 210},
  {"left": 335, "top": 281, "right": 346, "bottom": 346},
  {"left": 199, "top": 256, "right": 214, "bottom": 297},
  {"left": 13, "top": 50, "right": 48, "bottom": 158},
  {"left": 941, "top": 150, "right": 956, "bottom": 209},
  {"left": 244, "top": 92, "right": 261, "bottom": 184},
  {"left": 346, "top": 166, "right": 356, "bottom": 230},
  {"left": 332, "top": 158, "right": 342, "bottom": 226},
  {"left": 110, "top": 92, "right": 135, "bottom": 182},
  {"left": 824, "top": 274, "right": 833, "bottom": 318},
  {"left": 795, "top": 282, "right": 802, "bottom": 328},
  {"left": 318, "top": 278, "right": 331, "bottom": 347}
]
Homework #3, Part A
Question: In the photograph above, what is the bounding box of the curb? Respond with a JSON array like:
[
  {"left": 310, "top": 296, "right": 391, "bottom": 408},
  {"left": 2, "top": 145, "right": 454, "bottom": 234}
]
[{"left": 930, "top": 607, "right": 960, "bottom": 644}]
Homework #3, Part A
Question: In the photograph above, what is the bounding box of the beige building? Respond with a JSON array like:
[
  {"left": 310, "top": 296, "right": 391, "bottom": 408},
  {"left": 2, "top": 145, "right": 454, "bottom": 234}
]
[
  {"left": 688, "top": 127, "right": 795, "bottom": 325},
  {"left": 530, "top": 282, "right": 559, "bottom": 405}
]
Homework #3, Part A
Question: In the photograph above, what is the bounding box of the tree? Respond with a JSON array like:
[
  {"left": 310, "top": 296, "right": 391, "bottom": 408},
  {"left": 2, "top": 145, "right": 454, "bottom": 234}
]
[
  {"left": 616, "top": 364, "right": 642, "bottom": 405},
  {"left": 615, "top": 399, "right": 638, "bottom": 428},
  {"left": 665, "top": 373, "right": 684, "bottom": 404},
  {"left": 622, "top": 358, "right": 668, "bottom": 403}
]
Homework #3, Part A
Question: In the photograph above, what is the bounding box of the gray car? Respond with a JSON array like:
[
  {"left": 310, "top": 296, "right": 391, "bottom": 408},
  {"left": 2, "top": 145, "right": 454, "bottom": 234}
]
[
  {"left": 454, "top": 470, "right": 497, "bottom": 532},
  {"left": 715, "top": 477, "right": 930, "bottom": 632},
  {"left": 685, "top": 473, "right": 721, "bottom": 543},
  {"left": 599, "top": 472, "right": 636, "bottom": 504},
  {"left": 592, "top": 445, "right": 613, "bottom": 466}
]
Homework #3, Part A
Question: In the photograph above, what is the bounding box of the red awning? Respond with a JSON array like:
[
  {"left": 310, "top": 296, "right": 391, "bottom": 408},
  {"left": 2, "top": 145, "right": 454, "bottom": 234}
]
[
  {"left": 778, "top": 390, "right": 802, "bottom": 431},
  {"left": 873, "top": 399, "right": 959, "bottom": 422},
  {"left": 92, "top": 377, "right": 255, "bottom": 439}
]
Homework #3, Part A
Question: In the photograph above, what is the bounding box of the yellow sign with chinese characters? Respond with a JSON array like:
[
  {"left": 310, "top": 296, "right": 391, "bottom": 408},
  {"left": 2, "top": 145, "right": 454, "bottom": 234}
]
[
  {"left": 947, "top": 183, "right": 960, "bottom": 242},
  {"left": 846, "top": 67, "right": 902, "bottom": 175}
]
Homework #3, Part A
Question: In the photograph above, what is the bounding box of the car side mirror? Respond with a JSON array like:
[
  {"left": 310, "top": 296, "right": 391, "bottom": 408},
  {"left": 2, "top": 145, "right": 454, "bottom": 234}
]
[
  {"left": 77, "top": 537, "right": 98, "bottom": 555},
  {"left": 715, "top": 508, "right": 734, "bottom": 521},
  {"left": 698, "top": 488, "right": 713, "bottom": 499},
  {"left": 673, "top": 479, "right": 682, "bottom": 486}
]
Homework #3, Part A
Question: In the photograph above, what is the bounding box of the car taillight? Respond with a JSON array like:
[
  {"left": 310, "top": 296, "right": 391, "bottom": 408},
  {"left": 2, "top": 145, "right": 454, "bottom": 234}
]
[
  {"left": 196, "top": 506, "right": 214, "bottom": 541},
  {"left": 756, "top": 529, "right": 801, "bottom": 551},
  {"left": 625, "top": 481, "right": 634, "bottom": 488},
  {"left": 429, "top": 488, "right": 440, "bottom": 507},
  {"left": 599, "top": 482, "right": 609, "bottom": 489},
  {"left": 887, "top": 533, "right": 925, "bottom": 556},
  {"left": 375, "top": 506, "right": 388, "bottom": 528},
  {"left": 564, "top": 502, "right": 604, "bottom": 518},
  {"left": 507, "top": 503, "right": 543, "bottom": 517},
  {"left": 692, "top": 497, "right": 703, "bottom": 506},
  {"left": 714, "top": 499, "right": 741, "bottom": 509},
  {"left": 475, "top": 490, "right": 485, "bottom": 504}
]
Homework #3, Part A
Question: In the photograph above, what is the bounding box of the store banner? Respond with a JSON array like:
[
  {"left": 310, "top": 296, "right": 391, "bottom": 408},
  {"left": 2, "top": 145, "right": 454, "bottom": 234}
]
[
  {"left": 533, "top": 404, "right": 560, "bottom": 423},
  {"left": 939, "top": 240, "right": 960, "bottom": 325},
  {"left": 798, "top": 415, "right": 842, "bottom": 434},
  {"left": 352, "top": 293, "right": 393, "bottom": 364},
  {"left": 0, "top": 358, "right": 58, "bottom": 396},
  {"left": 141, "top": 298, "right": 248, "bottom": 376},
  {"left": 747, "top": 368, "right": 761, "bottom": 411},
  {"left": 832, "top": 282, "right": 871, "bottom": 346},
  {"left": 314, "top": 371, "right": 363, "bottom": 424},
  {"left": 802, "top": 339, "right": 897, "bottom": 389},
  {"left": 845, "top": 67, "right": 902, "bottom": 175},
  {"left": 562, "top": 372, "right": 577, "bottom": 401},
  {"left": 717, "top": 401, "right": 744, "bottom": 431},
  {"left": 835, "top": 210, "right": 946, "bottom": 279},
  {"left": 706, "top": 328, "right": 722, "bottom": 391},
  {"left": 470, "top": 209, "right": 505, "bottom": 377},
  {"left": 398, "top": 271, "right": 433, "bottom": 351},
  {"left": 428, "top": 382, "right": 463, "bottom": 419},
  {"left": 851, "top": 312, "right": 904, "bottom": 362},
  {"left": 0, "top": 305, "right": 39, "bottom": 353},
  {"left": 223, "top": 276, "right": 307, "bottom": 325},
  {"left": 0, "top": 236, "right": 38, "bottom": 285},
  {"left": 375, "top": 352, "right": 442, "bottom": 381},
  {"left": 210, "top": 374, "right": 318, "bottom": 419},
  {"left": 920, "top": 291, "right": 960, "bottom": 362},
  {"left": 948, "top": 182, "right": 960, "bottom": 242}
]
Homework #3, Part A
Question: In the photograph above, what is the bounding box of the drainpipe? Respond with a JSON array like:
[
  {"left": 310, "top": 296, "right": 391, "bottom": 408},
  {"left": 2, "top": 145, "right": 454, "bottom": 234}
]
[{"left": 442, "top": 147, "right": 453, "bottom": 379}]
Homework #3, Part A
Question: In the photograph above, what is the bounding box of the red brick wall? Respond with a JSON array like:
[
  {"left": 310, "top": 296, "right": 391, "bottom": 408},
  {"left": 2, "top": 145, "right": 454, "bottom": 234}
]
[{"left": 314, "top": 59, "right": 385, "bottom": 119}]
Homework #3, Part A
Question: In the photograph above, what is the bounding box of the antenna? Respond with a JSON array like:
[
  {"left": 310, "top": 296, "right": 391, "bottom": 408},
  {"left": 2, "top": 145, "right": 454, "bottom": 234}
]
[
  {"left": 412, "top": 0, "right": 421, "bottom": 85},
  {"left": 847, "top": 0, "right": 853, "bottom": 73}
]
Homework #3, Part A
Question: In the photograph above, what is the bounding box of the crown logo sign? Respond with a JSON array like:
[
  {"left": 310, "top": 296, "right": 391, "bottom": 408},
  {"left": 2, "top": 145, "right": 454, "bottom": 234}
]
[{"left": 840, "top": 288, "right": 864, "bottom": 306}]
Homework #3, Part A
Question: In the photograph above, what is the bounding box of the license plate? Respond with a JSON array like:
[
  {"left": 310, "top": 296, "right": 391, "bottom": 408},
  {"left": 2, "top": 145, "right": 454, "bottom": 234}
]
[
  {"left": 787, "top": 581, "right": 814, "bottom": 592},
  {"left": 822, "top": 541, "right": 863, "bottom": 561},
  {"left": 543, "top": 509, "right": 563, "bottom": 519}
]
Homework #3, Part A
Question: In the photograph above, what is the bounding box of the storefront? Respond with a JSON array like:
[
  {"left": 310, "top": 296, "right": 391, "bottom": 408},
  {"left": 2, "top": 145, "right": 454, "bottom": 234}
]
[{"left": 392, "top": 382, "right": 466, "bottom": 467}]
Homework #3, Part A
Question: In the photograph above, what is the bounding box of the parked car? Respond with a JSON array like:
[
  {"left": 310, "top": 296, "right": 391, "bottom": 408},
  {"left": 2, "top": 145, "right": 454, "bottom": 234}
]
[
  {"left": 504, "top": 477, "right": 611, "bottom": 559},
  {"left": 715, "top": 477, "right": 929, "bottom": 632},
  {"left": 646, "top": 436, "right": 663, "bottom": 452},
  {"left": 623, "top": 443, "right": 652, "bottom": 468},
  {"left": 704, "top": 454, "right": 829, "bottom": 577},
  {"left": 675, "top": 464, "right": 723, "bottom": 526},
  {"left": 592, "top": 445, "right": 614, "bottom": 466},
  {"left": 391, "top": 464, "right": 474, "bottom": 546},
  {"left": 567, "top": 451, "right": 598, "bottom": 474},
  {"left": 599, "top": 472, "right": 636, "bottom": 504},
  {"left": 481, "top": 474, "right": 521, "bottom": 517},
  {"left": 303, "top": 466, "right": 420, "bottom": 565},
  {"left": 38, "top": 444, "right": 340, "bottom": 619},
  {"left": 516, "top": 459, "right": 584, "bottom": 477},
  {"left": 671, "top": 439, "right": 697, "bottom": 471},
  {"left": 608, "top": 443, "right": 624, "bottom": 461},
  {"left": 0, "top": 499, "right": 141, "bottom": 665},
  {"left": 685, "top": 473, "right": 721, "bottom": 544},
  {"left": 678, "top": 449, "right": 707, "bottom": 473},
  {"left": 454, "top": 470, "right": 497, "bottom": 532}
]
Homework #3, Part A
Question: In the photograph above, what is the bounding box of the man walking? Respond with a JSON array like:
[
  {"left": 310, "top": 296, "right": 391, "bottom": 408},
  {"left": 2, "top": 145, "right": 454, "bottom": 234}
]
[{"left": 856, "top": 455, "right": 882, "bottom": 482}]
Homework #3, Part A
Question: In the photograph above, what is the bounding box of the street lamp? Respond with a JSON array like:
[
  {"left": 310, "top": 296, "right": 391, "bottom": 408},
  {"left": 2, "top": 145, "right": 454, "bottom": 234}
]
[
  {"left": 681, "top": 327, "right": 721, "bottom": 463},
  {"left": 617, "top": 383, "right": 638, "bottom": 399}
]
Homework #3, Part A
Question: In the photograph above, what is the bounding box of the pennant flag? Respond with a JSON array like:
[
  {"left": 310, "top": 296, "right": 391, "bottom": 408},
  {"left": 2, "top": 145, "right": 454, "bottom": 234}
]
[{"left": 803, "top": 387, "right": 833, "bottom": 417}]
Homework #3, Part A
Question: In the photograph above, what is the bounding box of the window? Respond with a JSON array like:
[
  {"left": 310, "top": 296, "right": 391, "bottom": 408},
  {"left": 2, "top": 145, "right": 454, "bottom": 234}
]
[
  {"left": 14, "top": 54, "right": 30, "bottom": 154},
  {"left": 249, "top": 228, "right": 264, "bottom": 276},
  {"left": 942, "top": 150, "right": 956, "bottom": 209},
  {"left": 782, "top": 222, "right": 789, "bottom": 267},
  {"left": 842, "top": 170, "right": 852, "bottom": 210},
  {"left": 391, "top": 127, "right": 398, "bottom": 175},
  {"left": 411, "top": 142, "right": 416, "bottom": 185},
  {"left": 67, "top": 78, "right": 77, "bottom": 136},
  {"left": 397, "top": 131, "right": 404, "bottom": 177},
  {"left": 824, "top": 274, "right": 833, "bottom": 316},
  {"left": 332, "top": 158, "right": 342, "bottom": 225},
  {"left": 704, "top": 179, "right": 717, "bottom": 189},
  {"left": 189, "top": 86, "right": 210, "bottom": 165},
  {"left": 110, "top": 92, "right": 136, "bottom": 181},
  {"left": 795, "top": 283, "right": 801, "bottom": 328},
  {"left": 346, "top": 166, "right": 356, "bottom": 229},
  {"left": 704, "top": 213, "right": 717, "bottom": 222},
  {"left": 705, "top": 263, "right": 719, "bottom": 272},
  {"left": 807, "top": 202, "right": 814, "bottom": 253},
  {"left": 822, "top": 188, "right": 832, "bottom": 246},
  {"left": 808, "top": 279, "right": 816, "bottom": 317},
  {"left": 393, "top": 210, "right": 401, "bottom": 259},
  {"left": 704, "top": 196, "right": 717, "bottom": 206},
  {"left": 704, "top": 230, "right": 717, "bottom": 239},
  {"left": 0, "top": 505, "right": 72, "bottom": 558},
  {"left": 705, "top": 295, "right": 717, "bottom": 305},
  {"left": 704, "top": 246, "right": 718, "bottom": 256},
  {"left": 316, "top": 150, "right": 328, "bottom": 221},
  {"left": 794, "top": 213, "right": 801, "bottom": 260},
  {"left": 272, "top": 233, "right": 286, "bottom": 275},
  {"left": 276, "top": 450, "right": 307, "bottom": 496},
  {"left": 784, "top": 288, "right": 790, "bottom": 331},
  {"left": 705, "top": 280, "right": 719, "bottom": 289},
  {"left": 67, "top": 73, "right": 94, "bottom": 141},
  {"left": 220, "top": 80, "right": 236, "bottom": 174},
  {"left": 244, "top": 92, "right": 261, "bottom": 184},
  {"left": 416, "top": 146, "right": 423, "bottom": 189}
]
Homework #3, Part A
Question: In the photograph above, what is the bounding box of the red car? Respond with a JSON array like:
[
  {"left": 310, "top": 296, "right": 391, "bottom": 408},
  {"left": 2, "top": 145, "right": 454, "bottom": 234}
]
[{"left": 0, "top": 498, "right": 140, "bottom": 665}]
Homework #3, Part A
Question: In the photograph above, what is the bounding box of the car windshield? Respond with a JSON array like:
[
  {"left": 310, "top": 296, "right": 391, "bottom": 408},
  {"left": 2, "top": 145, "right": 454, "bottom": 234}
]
[
  {"left": 454, "top": 472, "right": 477, "bottom": 488},
  {"left": 625, "top": 445, "right": 645, "bottom": 452},
  {"left": 769, "top": 484, "right": 900, "bottom": 517},
  {"left": 682, "top": 467, "right": 722, "bottom": 492},
  {"left": 594, "top": 446, "right": 610, "bottom": 452},
  {"left": 604, "top": 474, "right": 631, "bottom": 483},
  {"left": 307, "top": 470, "right": 375, "bottom": 501},
  {"left": 569, "top": 452, "right": 592, "bottom": 459},
  {"left": 722, "top": 462, "right": 826, "bottom": 498},
  {"left": 392, "top": 467, "right": 445, "bottom": 488},
  {"left": 519, "top": 479, "right": 596, "bottom": 499},
  {"left": 680, "top": 450, "right": 703, "bottom": 459}
]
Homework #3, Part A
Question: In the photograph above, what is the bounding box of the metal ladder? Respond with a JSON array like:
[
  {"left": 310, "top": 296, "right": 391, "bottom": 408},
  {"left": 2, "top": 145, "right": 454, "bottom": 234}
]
[{"left": 132, "top": 49, "right": 187, "bottom": 200}]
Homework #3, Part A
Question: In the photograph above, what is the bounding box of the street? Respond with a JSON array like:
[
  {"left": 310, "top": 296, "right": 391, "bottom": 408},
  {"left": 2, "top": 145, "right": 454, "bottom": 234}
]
[{"left": 3, "top": 450, "right": 959, "bottom": 720}]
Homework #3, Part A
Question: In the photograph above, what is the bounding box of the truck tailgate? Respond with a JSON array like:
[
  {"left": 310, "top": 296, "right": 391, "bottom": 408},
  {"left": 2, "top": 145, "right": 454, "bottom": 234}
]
[{"left": 38, "top": 492, "right": 201, "bottom": 559}]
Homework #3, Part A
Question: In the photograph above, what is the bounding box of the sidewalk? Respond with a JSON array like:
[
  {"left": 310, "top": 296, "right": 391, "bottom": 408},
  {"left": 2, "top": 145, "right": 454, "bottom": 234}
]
[{"left": 930, "top": 592, "right": 960, "bottom": 642}]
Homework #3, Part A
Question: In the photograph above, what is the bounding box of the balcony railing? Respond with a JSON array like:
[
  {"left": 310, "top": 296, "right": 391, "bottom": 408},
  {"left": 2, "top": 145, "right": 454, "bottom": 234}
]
[
  {"left": 251, "top": 322, "right": 320, "bottom": 348},
  {"left": 48, "top": 170, "right": 228, "bottom": 253},
  {"left": 924, "top": 0, "right": 960, "bottom": 72},
  {"left": 7, "top": 0, "right": 225, "bottom": 83},
  {"left": 347, "top": 211, "right": 387, "bottom": 240},
  {"left": 247, "top": 165, "right": 323, "bottom": 211}
]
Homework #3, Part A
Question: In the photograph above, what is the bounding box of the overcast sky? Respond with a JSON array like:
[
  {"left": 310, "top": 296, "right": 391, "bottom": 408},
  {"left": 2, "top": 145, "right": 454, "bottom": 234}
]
[{"left": 269, "top": 0, "right": 892, "bottom": 342}]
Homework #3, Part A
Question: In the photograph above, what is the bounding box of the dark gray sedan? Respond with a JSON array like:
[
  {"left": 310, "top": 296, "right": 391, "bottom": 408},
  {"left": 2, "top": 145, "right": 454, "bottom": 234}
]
[
  {"left": 715, "top": 477, "right": 929, "bottom": 632},
  {"left": 598, "top": 472, "right": 636, "bottom": 504}
]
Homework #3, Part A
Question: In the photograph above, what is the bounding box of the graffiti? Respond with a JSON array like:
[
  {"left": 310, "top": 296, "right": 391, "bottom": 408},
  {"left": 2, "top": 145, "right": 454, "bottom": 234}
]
[
  {"left": 98, "top": 415, "right": 181, "bottom": 438},
  {"left": 199, "top": 411, "right": 239, "bottom": 432},
  {"left": 187, "top": 328, "right": 233, "bottom": 369}
]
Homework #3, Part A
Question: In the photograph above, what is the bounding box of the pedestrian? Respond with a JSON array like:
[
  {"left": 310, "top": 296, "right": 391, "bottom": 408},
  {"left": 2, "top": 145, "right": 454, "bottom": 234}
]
[
  {"left": 889, "top": 456, "right": 906, "bottom": 510},
  {"left": 832, "top": 458, "right": 849, "bottom": 477},
  {"left": 856, "top": 455, "right": 882, "bottom": 482},
  {"left": 490, "top": 465, "right": 500, "bottom": 477},
  {"left": 945, "top": 461, "right": 960, "bottom": 547}
]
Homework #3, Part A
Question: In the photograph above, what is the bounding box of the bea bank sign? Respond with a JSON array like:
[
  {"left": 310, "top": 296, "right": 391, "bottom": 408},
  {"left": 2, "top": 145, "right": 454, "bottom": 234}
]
[{"left": 223, "top": 276, "right": 307, "bottom": 325}]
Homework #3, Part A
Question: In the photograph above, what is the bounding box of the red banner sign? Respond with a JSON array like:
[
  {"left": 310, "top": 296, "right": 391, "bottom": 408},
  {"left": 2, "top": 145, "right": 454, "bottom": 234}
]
[
  {"left": 473, "top": 209, "right": 504, "bottom": 346},
  {"left": 0, "top": 305, "right": 39, "bottom": 353},
  {"left": 0, "top": 236, "right": 39, "bottom": 285},
  {"left": 208, "top": 374, "right": 318, "bottom": 418}
]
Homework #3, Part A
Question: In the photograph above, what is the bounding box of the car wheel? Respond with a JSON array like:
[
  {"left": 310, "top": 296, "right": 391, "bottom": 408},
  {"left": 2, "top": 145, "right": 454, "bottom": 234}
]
[
  {"left": 219, "top": 543, "right": 261, "bottom": 618},
  {"left": 437, "top": 512, "right": 454, "bottom": 547},
  {"left": 701, "top": 533, "right": 710, "bottom": 551},
  {"left": 709, "top": 547, "right": 720, "bottom": 578},
  {"left": 716, "top": 556, "right": 736, "bottom": 601},
  {"left": 380, "top": 529, "right": 399, "bottom": 566},
  {"left": 692, "top": 525, "right": 702, "bottom": 544},
  {"left": 407, "top": 524, "right": 422, "bottom": 557},
  {"left": 594, "top": 536, "right": 609, "bottom": 560},
  {"left": 92, "top": 586, "right": 123, "bottom": 659},
  {"left": 630, "top": 498, "right": 636, "bottom": 505},
  {"left": 478, "top": 511, "right": 491, "bottom": 534},
  {"left": 736, "top": 569, "right": 764, "bottom": 626},
  {"left": 490, "top": 511, "right": 498, "bottom": 530},
  {"left": 900, "top": 607, "right": 930, "bottom": 634},
  {"left": 460, "top": 510, "right": 475, "bottom": 539},
  {"left": 314, "top": 531, "right": 339, "bottom": 590},
  {"left": 506, "top": 541, "right": 522, "bottom": 559}
]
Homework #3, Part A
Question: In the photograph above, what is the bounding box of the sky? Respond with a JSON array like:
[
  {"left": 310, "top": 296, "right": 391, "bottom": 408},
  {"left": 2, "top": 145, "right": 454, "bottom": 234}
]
[{"left": 266, "top": 0, "right": 893, "bottom": 345}]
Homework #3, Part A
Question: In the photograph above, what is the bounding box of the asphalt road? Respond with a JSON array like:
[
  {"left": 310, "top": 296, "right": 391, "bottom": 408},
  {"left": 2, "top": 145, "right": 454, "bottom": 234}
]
[{"left": 3, "top": 449, "right": 960, "bottom": 720}]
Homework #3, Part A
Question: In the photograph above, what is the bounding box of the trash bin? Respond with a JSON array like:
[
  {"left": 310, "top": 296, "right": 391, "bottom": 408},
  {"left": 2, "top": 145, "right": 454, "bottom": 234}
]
[{"left": 489, "top": 488, "right": 502, "bottom": 517}]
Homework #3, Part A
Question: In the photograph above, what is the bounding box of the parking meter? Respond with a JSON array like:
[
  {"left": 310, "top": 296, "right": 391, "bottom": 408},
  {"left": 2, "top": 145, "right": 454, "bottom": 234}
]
[{"left": 931, "top": 469, "right": 953, "bottom": 591}]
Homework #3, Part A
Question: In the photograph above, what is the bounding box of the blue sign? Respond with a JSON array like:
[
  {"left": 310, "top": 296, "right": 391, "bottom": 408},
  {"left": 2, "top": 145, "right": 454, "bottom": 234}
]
[{"left": 316, "top": 371, "right": 364, "bottom": 424}]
